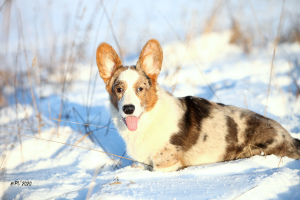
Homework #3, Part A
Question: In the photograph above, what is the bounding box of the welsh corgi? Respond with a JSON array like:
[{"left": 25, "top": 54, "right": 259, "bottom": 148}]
[{"left": 96, "top": 39, "right": 300, "bottom": 172}]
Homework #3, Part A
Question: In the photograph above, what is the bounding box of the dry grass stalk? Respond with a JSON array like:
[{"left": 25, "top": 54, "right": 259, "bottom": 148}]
[
  {"left": 1, "top": 0, "right": 12, "bottom": 53},
  {"left": 160, "top": 12, "right": 221, "bottom": 102},
  {"left": 229, "top": 19, "right": 252, "bottom": 54},
  {"left": 0, "top": 71, "right": 9, "bottom": 108},
  {"left": 243, "top": 93, "right": 248, "bottom": 109},
  {"left": 51, "top": 118, "right": 116, "bottom": 130},
  {"left": 248, "top": 144, "right": 253, "bottom": 158},
  {"left": 1, "top": 131, "right": 153, "bottom": 168},
  {"left": 277, "top": 141, "right": 287, "bottom": 168},
  {"left": 277, "top": 156, "right": 284, "bottom": 168},
  {"left": 14, "top": 71, "right": 24, "bottom": 163},
  {"left": 236, "top": 144, "right": 266, "bottom": 160},
  {"left": 46, "top": 176, "right": 129, "bottom": 199},
  {"left": 233, "top": 185, "right": 258, "bottom": 200},
  {"left": 292, "top": 77, "right": 300, "bottom": 98},
  {"left": 17, "top": 9, "right": 42, "bottom": 137},
  {"left": 279, "top": 17, "right": 300, "bottom": 44},
  {"left": 203, "top": 0, "right": 223, "bottom": 34},
  {"left": 102, "top": 0, "right": 124, "bottom": 62},
  {"left": 248, "top": 0, "right": 265, "bottom": 46},
  {"left": 73, "top": 131, "right": 92, "bottom": 146},
  {"left": 264, "top": 0, "right": 286, "bottom": 116},
  {"left": 0, "top": 155, "right": 6, "bottom": 169},
  {"left": 288, "top": 61, "right": 300, "bottom": 98},
  {"left": 85, "top": 166, "right": 103, "bottom": 199}
]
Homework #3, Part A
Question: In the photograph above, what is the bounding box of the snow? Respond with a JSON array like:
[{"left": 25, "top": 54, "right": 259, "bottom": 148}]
[
  {"left": 1, "top": 0, "right": 300, "bottom": 199},
  {"left": 92, "top": 156, "right": 300, "bottom": 200}
]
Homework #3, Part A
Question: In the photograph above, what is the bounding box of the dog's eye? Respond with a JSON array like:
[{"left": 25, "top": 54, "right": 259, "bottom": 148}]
[
  {"left": 116, "top": 87, "right": 123, "bottom": 93},
  {"left": 137, "top": 87, "right": 144, "bottom": 92}
]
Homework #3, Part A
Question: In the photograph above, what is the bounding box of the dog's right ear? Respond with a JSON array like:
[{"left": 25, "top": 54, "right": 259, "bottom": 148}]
[{"left": 96, "top": 43, "right": 122, "bottom": 84}]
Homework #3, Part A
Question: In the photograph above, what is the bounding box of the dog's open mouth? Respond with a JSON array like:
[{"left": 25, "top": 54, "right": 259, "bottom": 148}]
[
  {"left": 123, "top": 114, "right": 143, "bottom": 132},
  {"left": 124, "top": 116, "right": 139, "bottom": 131}
]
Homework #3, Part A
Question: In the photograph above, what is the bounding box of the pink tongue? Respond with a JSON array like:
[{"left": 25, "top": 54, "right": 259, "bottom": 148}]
[{"left": 125, "top": 116, "right": 139, "bottom": 131}]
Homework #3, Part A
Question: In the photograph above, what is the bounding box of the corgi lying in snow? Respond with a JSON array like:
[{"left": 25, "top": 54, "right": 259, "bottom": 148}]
[{"left": 96, "top": 39, "right": 300, "bottom": 172}]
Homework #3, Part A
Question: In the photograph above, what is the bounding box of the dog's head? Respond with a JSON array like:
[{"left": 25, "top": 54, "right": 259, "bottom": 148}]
[{"left": 96, "top": 39, "right": 163, "bottom": 131}]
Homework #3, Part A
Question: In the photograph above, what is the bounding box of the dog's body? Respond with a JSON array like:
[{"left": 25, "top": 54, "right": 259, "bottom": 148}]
[{"left": 96, "top": 39, "right": 300, "bottom": 172}]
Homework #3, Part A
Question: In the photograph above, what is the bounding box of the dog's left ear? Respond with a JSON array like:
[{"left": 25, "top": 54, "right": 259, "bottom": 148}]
[{"left": 136, "top": 39, "right": 163, "bottom": 82}]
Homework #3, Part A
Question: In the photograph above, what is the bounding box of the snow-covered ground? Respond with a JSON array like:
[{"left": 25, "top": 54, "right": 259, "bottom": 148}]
[{"left": 1, "top": 0, "right": 300, "bottom": 199}]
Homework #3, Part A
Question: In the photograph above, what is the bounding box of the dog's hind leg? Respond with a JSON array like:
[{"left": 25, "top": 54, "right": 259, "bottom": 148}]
[
  {"left": 151, "top": 145, "right": 185, "bottom": 172},
  {"left": 281, "top": 138, "right": 300, "bottom": 159},
  {"left": 256, "top": 127, "right": 300, "bottom": 160}
]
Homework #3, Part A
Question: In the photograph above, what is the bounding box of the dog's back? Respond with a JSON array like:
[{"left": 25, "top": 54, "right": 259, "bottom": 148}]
[{"left": 171, "top": 96, "right": 300, "bottom": 168}]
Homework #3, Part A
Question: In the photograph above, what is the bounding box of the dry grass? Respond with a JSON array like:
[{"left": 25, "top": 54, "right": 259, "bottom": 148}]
[
  {"left": 279, "top": 16, "right": 300, "bottom": 44},
  {"left": 203, "top": 0, "right": 223, "bottom": 34},
  {"left": 2, "top": 130, "right": 152, "bottom": 168},
  {"left": 0, "top": 70, "right": 11, "bottom": 108},
  {"left": 264, "top": 0, "right": 286, "bottom": 117},
  {"left": 229, "top": 19, "right": 253, "bottom": 54},
  {"left": 233, "top": 185, "right": 259, "bottom": 200}
]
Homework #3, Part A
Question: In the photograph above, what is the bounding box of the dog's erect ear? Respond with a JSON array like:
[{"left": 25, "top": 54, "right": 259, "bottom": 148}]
[
  {"left": 136, "top": 39, "right": 163, "bottom": 82},
  {"left": 96, "top": 43, "right": 122, "bottom": 84}
]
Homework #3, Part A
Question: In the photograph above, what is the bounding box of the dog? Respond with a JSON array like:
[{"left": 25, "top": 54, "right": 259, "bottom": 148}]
[{"left": 96, "top": 39, "right": 300, "bottom": 172}]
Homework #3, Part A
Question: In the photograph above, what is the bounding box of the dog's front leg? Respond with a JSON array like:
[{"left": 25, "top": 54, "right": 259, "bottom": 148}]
[
  {"left": 131, "top": 161, "right": 152, "bottom": 171},
  {"left": 151, "top": 145, "right": 184, "bottom": 172}
]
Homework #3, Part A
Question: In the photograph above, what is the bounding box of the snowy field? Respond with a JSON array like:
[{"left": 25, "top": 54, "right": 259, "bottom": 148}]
[{"left": 1, "top": 0, "right": 300, "bottom": 199}]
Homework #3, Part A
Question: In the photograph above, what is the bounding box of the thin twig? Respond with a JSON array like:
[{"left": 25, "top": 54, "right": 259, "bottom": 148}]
[
  {"left": 159, "top": 12, "right": 221, "bottom": 102},
  {"left": 14, "top": 70, "right": 24, "bottom": 163},
  {"left": 0, "top": 0, "right": 9, "bottom": 11},
  {"left": 85, "top": 166, "right": 103, "bottom": 200},
  {"left": 51, "top": 118, "right": 116, "bottom": 130},
  {"left": 102, "top": 0, "right": 123, "bottom": 62},
  {"left": 249, "top": 0, "right": 265, "bottom": 46},
  {"left": 0, "top": 131, "right": 152, "bottom": 168},
  {"left": 248, "top": 144, "right": 253, "bottom": 158},
  {"left": 0, "top": 155, "right": 6, "bottom": 169},
  {"left": 264, "top": 0, "right": 286, "bottom": 116},
  {"left": 18, "top": 9, "right": 41, "bottom": 137},
  {"left": 45, "top": 178, "right": 110, "bottom": 200},
  {"left": 278, "top": 156, "right": 283, "bottom": 168},
  {"left": 233, "top": 185, "right": 258, "bottom": 200}
]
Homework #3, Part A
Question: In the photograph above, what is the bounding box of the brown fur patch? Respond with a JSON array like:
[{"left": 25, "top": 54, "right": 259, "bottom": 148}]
[
  {"left": 244, "top": 113, "right": 277, "bottom": 147},
  {"left": 102, "top": 39, "right": 163, "bottom": 113},
  {"left": 226, "top": 116, "right": 238, "bottom": 142},
  {"left": 170, "top": 96, "right": 212, "bottom": 151},
  {"left": 266, "top": 138, "right": 300, "bottom": 159},
  {"left": 96, "top": 43, "right": 123, "bottom": 84},
  {"left": 106, "top": 66, "right": 159, "bottom": 112},
  {"left": 224, "top": 116, "right": 242, "bottom": 160},
  {"left": 224, "top": 111, "right": 282, "bottom": 160},
  {"left": 105, "top": 66, "right": 128, "bottom": 109},
  {"left": 133, "top": 68, "right": 158, "bottom": 112}
]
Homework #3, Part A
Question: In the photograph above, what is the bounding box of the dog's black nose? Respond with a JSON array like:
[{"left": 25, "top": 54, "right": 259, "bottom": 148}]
[{"left": 123, "top": 104, "right": 135, "bottom": 114}]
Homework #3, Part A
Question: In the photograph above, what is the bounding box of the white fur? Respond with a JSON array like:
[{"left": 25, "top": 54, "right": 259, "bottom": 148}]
[
  {"left": 103, "top": 59, "right": 115, "bottom": 79},
  {"left": 118, "top": 69, "right": 144, "bottom": 118},
  {"left": 143, "top": 56, "right": 160, "bottom": 75},
  {"left": 110, "top": 78, "right": 228, "bottom": 169},
  {"left": 110, "top": 86, "right": 183, "bottom": 165},
  {"left": 184, "top": 109, "right": 228, "bottom": 165}
]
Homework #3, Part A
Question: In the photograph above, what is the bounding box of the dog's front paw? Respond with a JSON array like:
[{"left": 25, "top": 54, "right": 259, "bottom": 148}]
[
  {"left": 152, "top": 146, "right": 183, "bottom": 172},
  {"left": 131, "top": 162, "right": 150, "bottom": 170}
]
